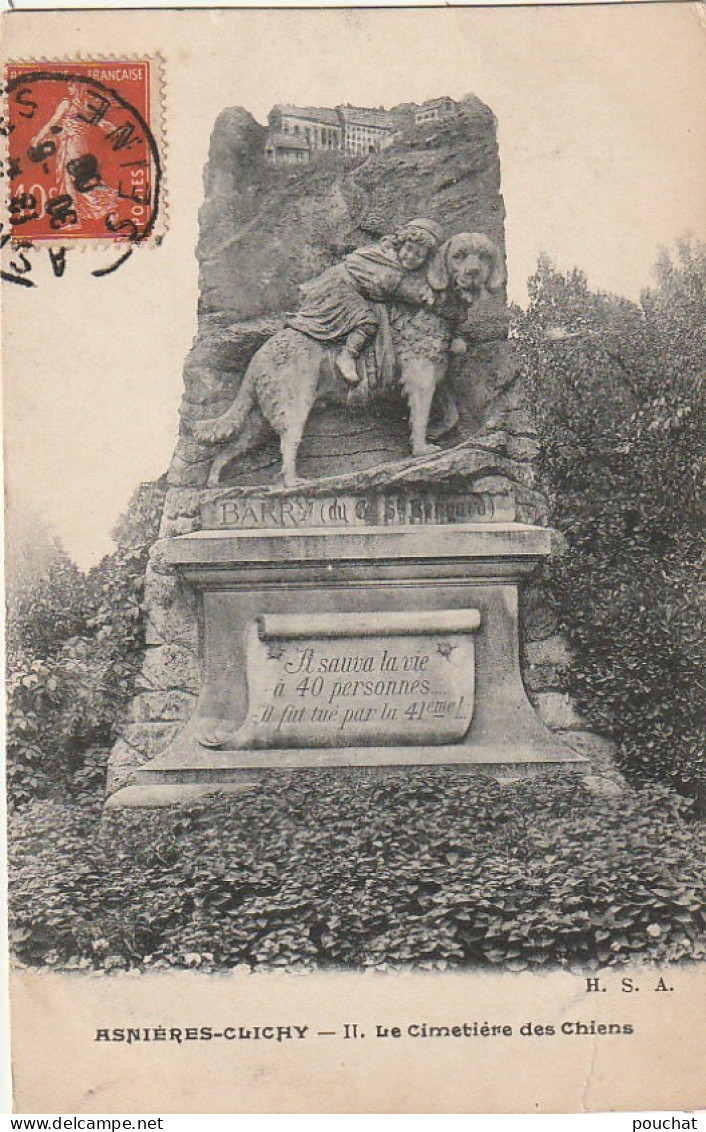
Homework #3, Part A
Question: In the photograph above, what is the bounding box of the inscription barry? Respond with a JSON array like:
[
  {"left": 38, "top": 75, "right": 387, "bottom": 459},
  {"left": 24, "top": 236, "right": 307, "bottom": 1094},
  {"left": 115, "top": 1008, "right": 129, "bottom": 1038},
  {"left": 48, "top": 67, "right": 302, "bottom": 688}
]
[{"left": 200, "top": 491, "right": 516, "bottom": 530}]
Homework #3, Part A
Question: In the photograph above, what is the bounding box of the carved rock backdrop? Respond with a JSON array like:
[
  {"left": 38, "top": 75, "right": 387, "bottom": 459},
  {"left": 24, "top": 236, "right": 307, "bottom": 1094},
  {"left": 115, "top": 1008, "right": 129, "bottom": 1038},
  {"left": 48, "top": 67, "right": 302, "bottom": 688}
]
[{"left": 167, "top": 96, "right": 540, "bottom": 506}]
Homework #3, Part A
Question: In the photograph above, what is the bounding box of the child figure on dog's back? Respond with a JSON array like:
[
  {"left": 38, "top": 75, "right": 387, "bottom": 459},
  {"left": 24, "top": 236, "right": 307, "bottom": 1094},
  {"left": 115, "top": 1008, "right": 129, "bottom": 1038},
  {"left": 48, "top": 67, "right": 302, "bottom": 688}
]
[{"left": 286, "top": 218, "right": 443, "bottom": 388}]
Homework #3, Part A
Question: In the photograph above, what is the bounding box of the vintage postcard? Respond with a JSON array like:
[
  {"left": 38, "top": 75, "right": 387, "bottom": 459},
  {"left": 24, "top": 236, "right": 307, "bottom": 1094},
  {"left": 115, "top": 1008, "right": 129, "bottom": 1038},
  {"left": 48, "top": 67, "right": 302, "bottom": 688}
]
[{"left": 2, "top": 4, "right": 705, "bottom": 1114}]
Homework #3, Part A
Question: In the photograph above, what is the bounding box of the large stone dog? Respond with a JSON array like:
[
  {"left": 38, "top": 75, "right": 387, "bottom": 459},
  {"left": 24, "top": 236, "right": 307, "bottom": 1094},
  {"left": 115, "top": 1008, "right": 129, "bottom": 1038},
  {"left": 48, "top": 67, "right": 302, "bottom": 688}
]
[{"left": 189, "top": 233, "right": 504, "bottom": 487}]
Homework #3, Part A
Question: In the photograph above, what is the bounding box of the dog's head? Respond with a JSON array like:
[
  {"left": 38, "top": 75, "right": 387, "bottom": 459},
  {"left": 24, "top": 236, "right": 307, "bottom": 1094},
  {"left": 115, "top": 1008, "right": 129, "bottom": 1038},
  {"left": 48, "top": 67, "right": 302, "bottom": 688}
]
[{"left": 427, "top": 232, "right": 505, "bottom": 304}]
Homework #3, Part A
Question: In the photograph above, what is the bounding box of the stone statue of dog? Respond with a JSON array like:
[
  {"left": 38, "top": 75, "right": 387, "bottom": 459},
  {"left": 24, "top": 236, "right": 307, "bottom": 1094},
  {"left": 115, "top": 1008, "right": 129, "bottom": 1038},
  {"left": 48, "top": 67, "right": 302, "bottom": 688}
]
[{"left": 189, "top": 232, "right": 504, "bottom": 487}]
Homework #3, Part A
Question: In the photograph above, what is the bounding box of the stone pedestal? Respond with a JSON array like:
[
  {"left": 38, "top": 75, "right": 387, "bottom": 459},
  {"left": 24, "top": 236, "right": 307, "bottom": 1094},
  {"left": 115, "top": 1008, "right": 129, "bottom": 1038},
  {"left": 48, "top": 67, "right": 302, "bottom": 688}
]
[{"left": 107, "top": 523, "right": 587, "bottom": 807}]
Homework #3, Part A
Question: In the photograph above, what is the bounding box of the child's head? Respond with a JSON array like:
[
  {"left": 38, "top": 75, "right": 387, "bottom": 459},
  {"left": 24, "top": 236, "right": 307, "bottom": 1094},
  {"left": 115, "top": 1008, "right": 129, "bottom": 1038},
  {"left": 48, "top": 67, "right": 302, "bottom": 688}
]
[{"left": 391, "top": 218, "right": 443, "bottom": 270}]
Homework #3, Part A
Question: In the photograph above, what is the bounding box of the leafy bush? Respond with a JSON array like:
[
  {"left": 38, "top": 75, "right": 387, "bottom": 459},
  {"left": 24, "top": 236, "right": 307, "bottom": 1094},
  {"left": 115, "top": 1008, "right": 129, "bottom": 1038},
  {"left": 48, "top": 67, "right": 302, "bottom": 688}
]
[
  {"left": 513, "top": 240, "right": 705, "bottom": 802},
  {"left": 8, "top": 772, "right": 705, "bottom": 971},
  {"left": 6, "top": 542, "right": 91, "bottom": 658},
  {"left": 6, "top": 479, "right": 166, "bottom": 805}
]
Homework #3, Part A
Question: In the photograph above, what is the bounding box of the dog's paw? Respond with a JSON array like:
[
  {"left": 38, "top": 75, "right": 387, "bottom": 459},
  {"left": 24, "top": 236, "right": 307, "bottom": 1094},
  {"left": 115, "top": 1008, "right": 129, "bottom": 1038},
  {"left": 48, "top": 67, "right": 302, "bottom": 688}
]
[
  {"left": 190, "top": 419, "right": 233, "bottom": 444},
  {"left": 346, "top": 384, "right": 371, "bottom": 410}
]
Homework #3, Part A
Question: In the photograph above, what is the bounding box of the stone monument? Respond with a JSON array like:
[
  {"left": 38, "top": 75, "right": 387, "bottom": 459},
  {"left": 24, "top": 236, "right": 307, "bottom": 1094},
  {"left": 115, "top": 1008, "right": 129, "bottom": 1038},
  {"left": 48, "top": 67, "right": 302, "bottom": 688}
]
[{"left": 106, "top": 94, "right": 588, "bottom": 807}]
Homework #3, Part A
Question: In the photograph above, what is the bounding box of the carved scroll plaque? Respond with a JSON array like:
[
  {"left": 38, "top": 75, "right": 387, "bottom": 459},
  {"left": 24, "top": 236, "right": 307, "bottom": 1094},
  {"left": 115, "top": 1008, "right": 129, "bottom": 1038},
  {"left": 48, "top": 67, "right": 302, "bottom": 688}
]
[{"left": 235, "top": 609, "right": 480, "bottom": 748}]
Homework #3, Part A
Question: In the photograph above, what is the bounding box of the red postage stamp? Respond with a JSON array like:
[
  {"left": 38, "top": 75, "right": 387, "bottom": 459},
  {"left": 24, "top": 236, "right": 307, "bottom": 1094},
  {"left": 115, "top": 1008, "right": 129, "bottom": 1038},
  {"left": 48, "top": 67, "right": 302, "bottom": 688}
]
[{"left": 5, "top": 61, "right": 160, "bottom": 243}]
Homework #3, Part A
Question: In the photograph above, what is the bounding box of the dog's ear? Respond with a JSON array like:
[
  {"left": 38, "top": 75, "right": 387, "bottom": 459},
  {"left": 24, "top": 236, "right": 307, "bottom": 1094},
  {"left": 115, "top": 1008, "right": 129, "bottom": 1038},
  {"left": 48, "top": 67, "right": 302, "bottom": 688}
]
[
  {"left": 478, "top": 235, "right": 505, "bottom": 294},
  {"left": 427, "top": 240, "right": 451, "bottom": 292}
]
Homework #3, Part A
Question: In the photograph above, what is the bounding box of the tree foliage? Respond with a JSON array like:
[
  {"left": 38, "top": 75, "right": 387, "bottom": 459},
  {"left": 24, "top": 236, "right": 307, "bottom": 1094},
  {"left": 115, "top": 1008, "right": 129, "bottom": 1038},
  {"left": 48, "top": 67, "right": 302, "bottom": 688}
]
[
  {"left": 513, "top": 238, "right": 705, "bottom": 801},
  {"left": 6, "top": 514, "right": 91, "bottom": 658},
  {"left": 6, "top": 479, "right": 167, "bottom": 804}
]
